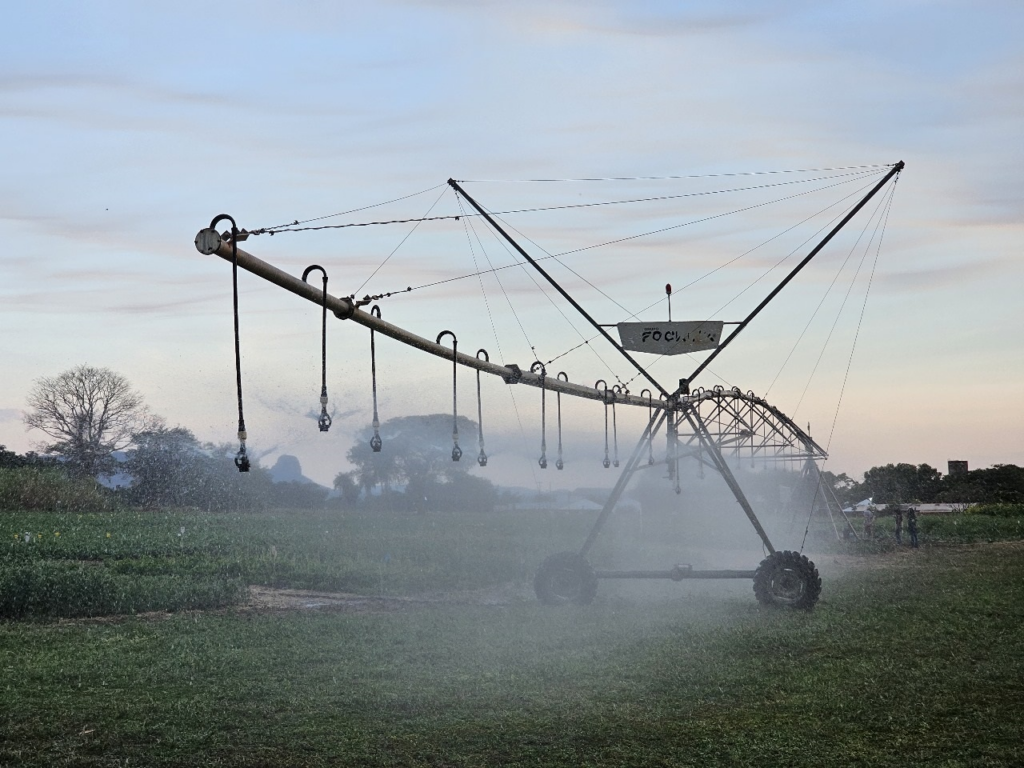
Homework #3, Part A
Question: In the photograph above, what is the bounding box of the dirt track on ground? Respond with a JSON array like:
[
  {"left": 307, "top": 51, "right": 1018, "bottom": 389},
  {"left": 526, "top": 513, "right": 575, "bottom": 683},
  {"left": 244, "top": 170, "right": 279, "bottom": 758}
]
[
  {"left": 55, "top": 541, "right": 1024, "bottom": 624},
  {"left": 244, "top": 582, "right": 533, "bottom": 614}
]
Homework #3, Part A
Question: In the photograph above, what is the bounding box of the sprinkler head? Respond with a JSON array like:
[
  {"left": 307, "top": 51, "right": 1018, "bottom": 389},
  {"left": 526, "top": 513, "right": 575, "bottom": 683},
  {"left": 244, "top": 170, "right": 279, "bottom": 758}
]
[{"left": 318, "top": 408, "right": 332, "bottom": 432}]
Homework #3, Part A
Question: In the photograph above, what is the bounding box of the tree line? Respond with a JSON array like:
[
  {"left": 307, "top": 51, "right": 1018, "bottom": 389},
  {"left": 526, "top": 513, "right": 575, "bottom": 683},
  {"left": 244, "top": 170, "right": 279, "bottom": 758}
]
[
  {"left": 823, "top": 462, "right": 1024, "bottom": 507},
  {"left": 4, "top": 364, "right": 1021, "bottom": 513},
  {"left": 4, "top": 365, "right": 501, "bottom": 513}
]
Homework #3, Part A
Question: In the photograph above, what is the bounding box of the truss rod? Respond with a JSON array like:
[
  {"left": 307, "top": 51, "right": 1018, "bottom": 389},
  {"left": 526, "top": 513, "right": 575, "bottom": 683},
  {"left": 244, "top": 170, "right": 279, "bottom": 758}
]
[
  {"left": 684, "top": 160, "right": 905, "bottom": 391},
  {"left": 690, "top": 389, "right": 826, "bottom": 458},
  {"left": 448, "top": 179, "right": 670, "bottom": 399},
  {"left": 195, "top": 229, "right": 667, "bottom": 410}
]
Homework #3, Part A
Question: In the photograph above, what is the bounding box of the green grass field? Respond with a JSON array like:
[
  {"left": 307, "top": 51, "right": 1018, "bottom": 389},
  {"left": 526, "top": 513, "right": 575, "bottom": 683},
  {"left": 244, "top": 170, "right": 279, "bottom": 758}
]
[
  {"left": 1, "top": 508, "right": 602, "bottom": 619},
  {"left": 2, "top": 507, "right": 1023, "bottom": 766}
]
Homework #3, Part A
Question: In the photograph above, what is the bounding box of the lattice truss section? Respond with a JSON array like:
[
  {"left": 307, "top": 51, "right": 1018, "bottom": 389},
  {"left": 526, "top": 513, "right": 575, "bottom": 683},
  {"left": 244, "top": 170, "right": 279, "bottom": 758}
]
[{"left": 676, "top": 387, "right": 827, "bottom": 468}]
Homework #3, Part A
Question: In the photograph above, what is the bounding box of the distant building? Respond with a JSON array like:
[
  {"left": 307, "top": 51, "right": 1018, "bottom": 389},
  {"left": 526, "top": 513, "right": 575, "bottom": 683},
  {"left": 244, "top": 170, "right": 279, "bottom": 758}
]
[
  {"left": 948, "top": 460, "right": 969, "bottom": 476},
  {"left": 843, "top": 498, "right": 972, "bottom": 515}
]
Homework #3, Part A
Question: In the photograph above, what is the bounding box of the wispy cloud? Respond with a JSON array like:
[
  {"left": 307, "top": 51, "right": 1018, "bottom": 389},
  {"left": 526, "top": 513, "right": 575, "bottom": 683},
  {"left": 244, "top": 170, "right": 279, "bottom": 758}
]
[
  {"left": 1, "top": 0, "right": 1021, "bottom": 478},
  {"left": 872, "top": 258, "right": 1007, "bottom": 295}
]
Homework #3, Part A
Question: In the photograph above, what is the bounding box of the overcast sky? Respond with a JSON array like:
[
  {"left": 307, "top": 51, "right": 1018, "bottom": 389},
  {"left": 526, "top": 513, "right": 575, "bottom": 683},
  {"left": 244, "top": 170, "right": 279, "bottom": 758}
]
[{"left": 2, "top": 0, "right": 1022, "bottom": 490}]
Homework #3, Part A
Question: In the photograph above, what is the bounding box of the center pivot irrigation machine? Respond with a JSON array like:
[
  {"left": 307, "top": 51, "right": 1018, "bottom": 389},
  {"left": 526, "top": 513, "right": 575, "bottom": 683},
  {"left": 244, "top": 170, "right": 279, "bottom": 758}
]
[{"left": 195, "top": 161, "right": 904, "bottom": 611}]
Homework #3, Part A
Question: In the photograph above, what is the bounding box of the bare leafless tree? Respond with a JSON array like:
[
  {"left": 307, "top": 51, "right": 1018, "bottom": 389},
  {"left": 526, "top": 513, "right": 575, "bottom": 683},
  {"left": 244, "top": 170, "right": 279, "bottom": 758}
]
[{"left": 24, "top": 365, "right": 158, "bottom": 477}]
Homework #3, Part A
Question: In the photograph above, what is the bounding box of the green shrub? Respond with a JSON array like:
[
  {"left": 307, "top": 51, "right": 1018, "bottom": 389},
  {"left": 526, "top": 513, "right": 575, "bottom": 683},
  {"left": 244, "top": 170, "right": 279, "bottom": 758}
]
[
  {"left": 964, "top": 502, "right": 1024, "bottom": 518},
  {"left": 0, "top": 561, "right": 246, "bottom": 619},
  {"left": 918, "top": 514, "right": 1024, "bottom": 543},
  {"left": 0, "top": 468, "right": 118, "bottom": 513}
]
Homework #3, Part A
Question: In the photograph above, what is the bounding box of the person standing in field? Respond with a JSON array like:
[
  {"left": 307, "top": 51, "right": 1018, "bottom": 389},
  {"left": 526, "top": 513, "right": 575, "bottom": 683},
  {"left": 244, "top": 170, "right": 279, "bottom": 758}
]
[
  {"left": 907, "top": 506, "right": 919, "bottom": 549},
  {"left": 863, "top": 505, "right": 875, "bottom": 539},
  {"left": 893, "top": 505, "right": 904, "bottom": 545}
]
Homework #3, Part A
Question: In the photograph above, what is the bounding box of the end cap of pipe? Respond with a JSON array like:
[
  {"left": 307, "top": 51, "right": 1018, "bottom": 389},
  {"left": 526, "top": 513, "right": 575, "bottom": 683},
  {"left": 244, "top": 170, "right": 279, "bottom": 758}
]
[{"left": 195, "top": 228, "right": 223, "bottom": 255}]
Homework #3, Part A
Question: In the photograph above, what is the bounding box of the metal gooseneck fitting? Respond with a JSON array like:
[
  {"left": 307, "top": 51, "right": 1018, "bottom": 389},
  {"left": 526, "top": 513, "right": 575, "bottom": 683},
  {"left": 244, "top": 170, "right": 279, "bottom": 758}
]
[
  {"left": 208, "top": 214, "right": 250, "bottom": 473},
  {"left": 611, "top": 385, "right": 622, "bottom": 468},
  {"left": 369, "top": 305, "right": 383, "bottom": 452},
  {"left": 436, "top": 330, "right": 462, "bottom": 461},
  {"left": 555, "top": 372, "right": 568, "bottom": 470},
  {"left": 475, "top": 349, "right": 489, "bottom": 466},
  {"left": 301, "top": 264, "right": 332, "bottom": 433},
  {"left": 747, "top": 389, "right": 758, "bottom": 468},
  {"left": 667, "top": 408, "right": 683, "bottom": 493},
  {"left": 661, "top": 393, "right": 676, "bottom": 483},
  {"left": 596, "top": 379, "right": 611, "bottom": 469},
  {"left": 641, "top": 389, "right": 655, "bottom": 465},
  {"left": 531, "top": 361, "right": 548, "bottom": 469}
]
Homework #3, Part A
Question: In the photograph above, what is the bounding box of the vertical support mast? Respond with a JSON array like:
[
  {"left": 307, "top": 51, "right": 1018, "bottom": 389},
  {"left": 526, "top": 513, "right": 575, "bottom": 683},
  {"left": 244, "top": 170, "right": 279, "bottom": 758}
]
[
  {"left": 684, "top": 160, "right": 904, "bottom": 390},
  {"left": 447, "top": 179, "right": 669, "bottom": 399}
]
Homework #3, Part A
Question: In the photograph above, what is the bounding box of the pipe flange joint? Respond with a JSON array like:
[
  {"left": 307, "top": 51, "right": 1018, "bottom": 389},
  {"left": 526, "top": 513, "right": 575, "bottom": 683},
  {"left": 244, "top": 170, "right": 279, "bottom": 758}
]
[{"left": 502, "top": 364, "right": 523, "bottom": 384}]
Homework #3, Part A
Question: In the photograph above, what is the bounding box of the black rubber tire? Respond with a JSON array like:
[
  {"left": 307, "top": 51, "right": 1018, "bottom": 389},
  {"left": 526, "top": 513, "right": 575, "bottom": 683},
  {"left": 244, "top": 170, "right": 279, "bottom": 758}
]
[
  {"left": 753, "top": 550, "right": 821, "bottom": 610},
  {"left": 534, "top": 552, "right": 598, "bottom": 606}
]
